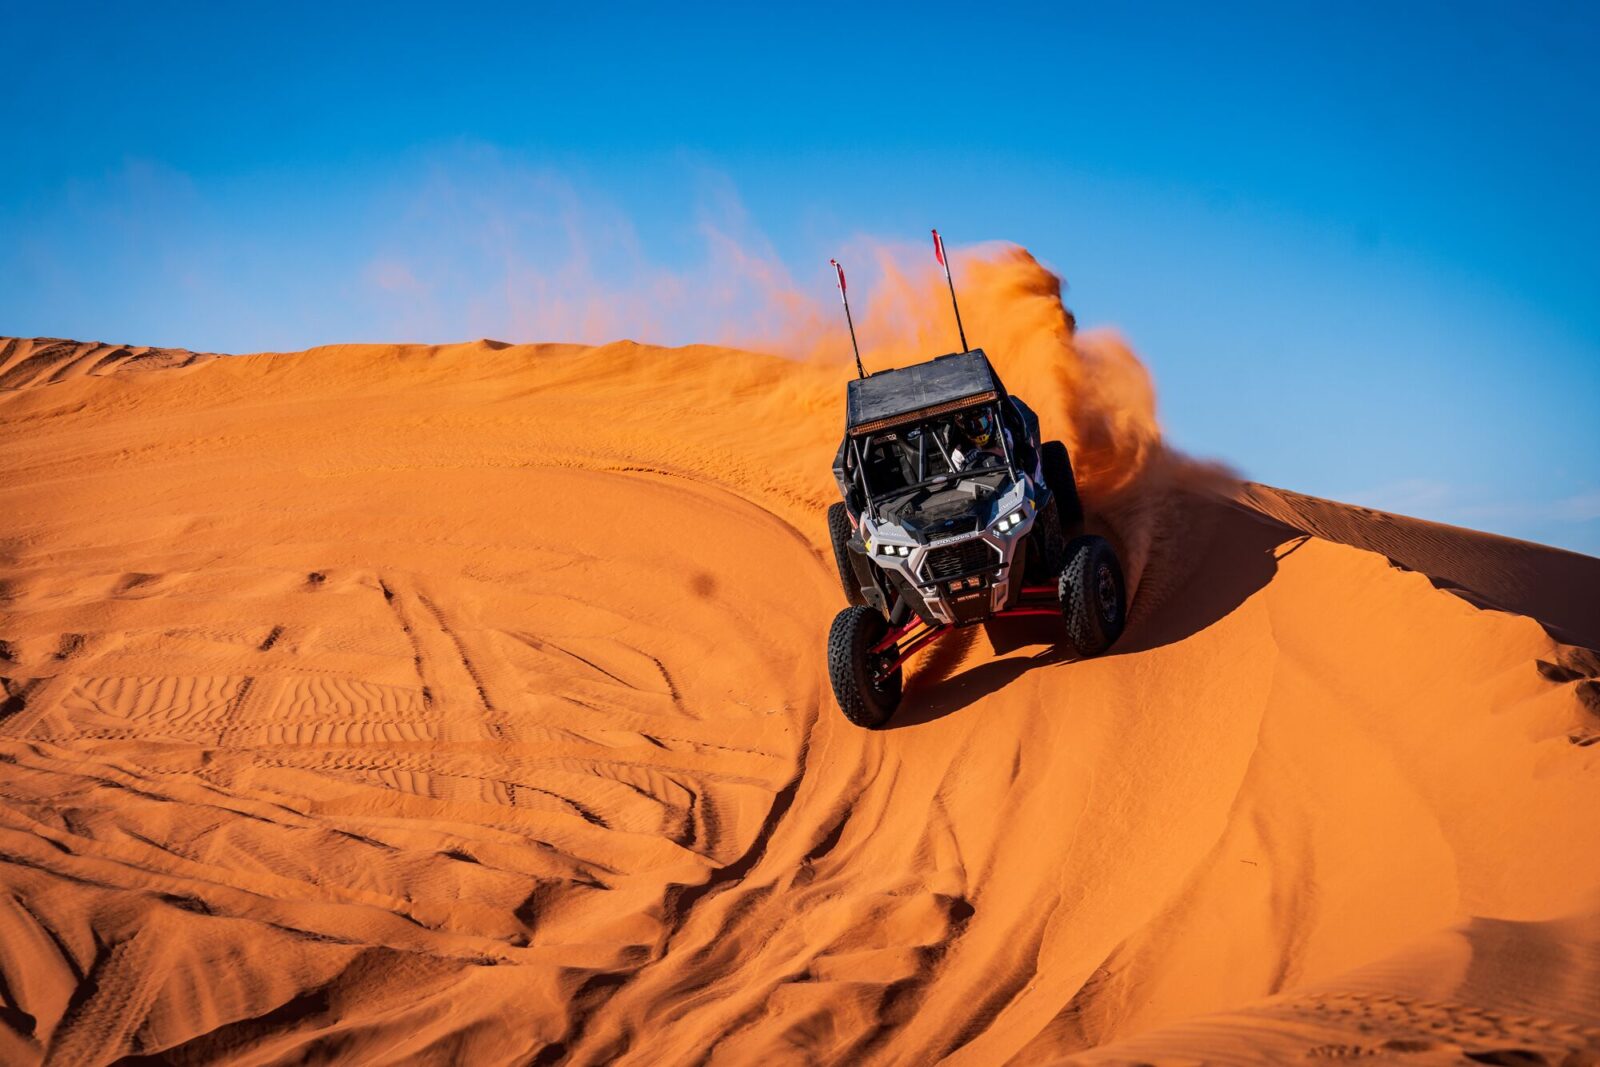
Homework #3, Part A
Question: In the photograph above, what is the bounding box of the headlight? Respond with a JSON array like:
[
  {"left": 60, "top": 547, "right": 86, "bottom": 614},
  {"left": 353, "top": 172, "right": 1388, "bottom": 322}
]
[
  {"left": 995, "top": 510, "right": 1025, "bottom": 532},
  {"left": 877, "top": 543, "right": 912, "bottom": 557}
]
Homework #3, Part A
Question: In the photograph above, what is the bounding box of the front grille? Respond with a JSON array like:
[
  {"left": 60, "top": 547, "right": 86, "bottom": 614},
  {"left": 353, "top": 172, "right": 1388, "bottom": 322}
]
[{"left": 921, "top": 539, "right": 997, "bottom": 582}]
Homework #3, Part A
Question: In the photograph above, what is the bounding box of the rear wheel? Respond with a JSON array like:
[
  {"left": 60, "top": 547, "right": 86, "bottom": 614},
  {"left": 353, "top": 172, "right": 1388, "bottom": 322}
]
[
  {"left": 827, "top": 606, "right": 902, "bottom": 728},
  {"left": 827, "top": 502, "right": 866, "bottom": 606},
  {"left": 1041, "top": 441, "right": 1084, "bottom": 531},
  {"left": 1029, "top": 496, "right": 1068, "bottom": 578},
  {"left": 1058, "top": 535, "right": 1126, "bottom": 658}
]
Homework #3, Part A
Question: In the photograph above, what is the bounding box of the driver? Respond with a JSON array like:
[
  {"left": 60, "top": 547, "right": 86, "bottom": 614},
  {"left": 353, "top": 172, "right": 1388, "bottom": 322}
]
[{"left": 951, "top": 408, "right": 1010, "bottom": 470}]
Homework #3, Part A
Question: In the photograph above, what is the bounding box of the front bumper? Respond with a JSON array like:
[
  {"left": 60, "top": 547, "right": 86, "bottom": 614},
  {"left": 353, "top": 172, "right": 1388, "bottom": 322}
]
[{"left": 905, "top": 529, "right": 1023, "bottom": 626}]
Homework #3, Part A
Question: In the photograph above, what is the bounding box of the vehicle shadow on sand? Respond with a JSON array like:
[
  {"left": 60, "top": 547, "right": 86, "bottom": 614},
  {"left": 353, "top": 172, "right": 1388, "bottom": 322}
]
[{"left": 888, "top": 496, "right": 1304, "bottom": 728}]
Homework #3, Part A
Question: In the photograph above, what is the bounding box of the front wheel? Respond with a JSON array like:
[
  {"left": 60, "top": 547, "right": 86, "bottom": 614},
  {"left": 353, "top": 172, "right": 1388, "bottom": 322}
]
[
  {"left": 1058, "top": 535, "right": 1126, "bottom": 658},
  {"left": 827, "top": 606, "right": 903, "bottom": 728}
]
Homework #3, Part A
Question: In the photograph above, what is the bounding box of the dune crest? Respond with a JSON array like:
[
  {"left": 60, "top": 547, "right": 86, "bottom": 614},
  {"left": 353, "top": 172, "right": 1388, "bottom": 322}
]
[
  {"left": 0, "top": 321, "right": 1596, "bottom": 1065},
  {"left": 0, "top": 337, "right": 216, "bottom": 392}
]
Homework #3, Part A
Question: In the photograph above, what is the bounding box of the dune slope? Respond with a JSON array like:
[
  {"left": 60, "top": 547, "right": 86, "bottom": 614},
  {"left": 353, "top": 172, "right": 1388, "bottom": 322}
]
[{"left": 0, "top": 335, "right": 1596, "bottom": 1066}]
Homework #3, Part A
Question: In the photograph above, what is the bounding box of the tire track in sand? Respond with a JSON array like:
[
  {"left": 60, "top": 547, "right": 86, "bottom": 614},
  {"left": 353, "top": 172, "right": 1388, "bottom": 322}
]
[
  {"left": 378, "top": 575, "right": 501, "bottom": 739},
  {"left": 42, "top": 913, "right": 175, "bottom": 1067}
]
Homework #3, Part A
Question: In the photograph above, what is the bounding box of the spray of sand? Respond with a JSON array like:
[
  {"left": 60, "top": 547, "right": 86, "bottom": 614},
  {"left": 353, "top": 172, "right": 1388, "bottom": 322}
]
[{"left": 764, "top": 240, "right": 1236, "bottom": 602}]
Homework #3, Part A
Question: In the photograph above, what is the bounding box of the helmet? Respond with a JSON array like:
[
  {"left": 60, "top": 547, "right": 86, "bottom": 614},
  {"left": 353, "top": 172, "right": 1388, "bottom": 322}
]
[{"left": 957, "top": 409, "right": 994, "bottom": 447}]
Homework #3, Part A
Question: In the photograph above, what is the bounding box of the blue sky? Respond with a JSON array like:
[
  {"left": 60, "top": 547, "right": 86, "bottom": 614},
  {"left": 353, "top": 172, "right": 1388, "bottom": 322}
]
[{"left": 4, "top": 2, "right": 1597, "bottom": 553}]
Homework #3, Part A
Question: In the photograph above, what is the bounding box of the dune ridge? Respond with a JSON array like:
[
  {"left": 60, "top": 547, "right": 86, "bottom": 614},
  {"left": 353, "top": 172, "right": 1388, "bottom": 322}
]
[
  {"left": 0, "top": 337, "right": 217, "bottom": 392},
  {"left": 0, "top": 326, "right": 1596, "bottom": 1066}
]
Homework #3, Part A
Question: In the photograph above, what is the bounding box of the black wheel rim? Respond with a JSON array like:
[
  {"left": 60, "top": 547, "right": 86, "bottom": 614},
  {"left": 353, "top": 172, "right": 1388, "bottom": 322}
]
[
  {"left": 1095, "top": 562, "right": 1120, "bottom": 624},
  {"left": 868, "top": 652, "right": 896, "bottom": 694}
]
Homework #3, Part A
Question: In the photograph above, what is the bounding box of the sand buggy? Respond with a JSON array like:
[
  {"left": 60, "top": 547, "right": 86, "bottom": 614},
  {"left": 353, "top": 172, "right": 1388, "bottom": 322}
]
[{"left": 824, "top": 345, "right": 1127, "bottom": 727}]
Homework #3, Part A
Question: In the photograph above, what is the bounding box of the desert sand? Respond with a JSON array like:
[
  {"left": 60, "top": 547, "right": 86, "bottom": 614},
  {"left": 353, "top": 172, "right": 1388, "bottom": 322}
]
[{"left": 2, "top": 254, "right": 1598, "bottom": 1065}]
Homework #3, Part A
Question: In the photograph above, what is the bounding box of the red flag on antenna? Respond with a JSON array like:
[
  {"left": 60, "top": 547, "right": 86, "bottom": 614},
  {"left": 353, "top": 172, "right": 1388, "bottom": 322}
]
[
  {"left": 831, "top": 258, "right": 846, "bottom": 293},
  {"left": 933, "top": 229, "right": 969, "bottom": 350}
]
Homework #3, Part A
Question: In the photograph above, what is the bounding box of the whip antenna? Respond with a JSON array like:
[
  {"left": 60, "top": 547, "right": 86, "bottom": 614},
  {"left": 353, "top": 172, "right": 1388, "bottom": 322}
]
[
  {"left": 932, "top": 229, "right": 968, "bottom": 352},
  {"left": 831, "top": 258, "right": 866, "bottom": 378}
]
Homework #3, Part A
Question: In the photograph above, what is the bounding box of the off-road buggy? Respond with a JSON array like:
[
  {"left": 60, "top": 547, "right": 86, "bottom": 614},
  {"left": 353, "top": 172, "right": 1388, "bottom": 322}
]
[{"left": 825, "top": 347, "right": 1127, "bottom": 726}]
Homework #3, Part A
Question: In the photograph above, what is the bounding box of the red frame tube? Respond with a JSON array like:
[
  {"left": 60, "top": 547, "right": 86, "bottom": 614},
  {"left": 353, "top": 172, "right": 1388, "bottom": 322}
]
[
  {"left": 866, "top": 592, "right": 1065, "bottom": 676},
  {"left": 870, "top": 616, "right": 928, "bottom": 656},
  {"left": 881, "top": 623, "right": 952, "bottom": 673}
]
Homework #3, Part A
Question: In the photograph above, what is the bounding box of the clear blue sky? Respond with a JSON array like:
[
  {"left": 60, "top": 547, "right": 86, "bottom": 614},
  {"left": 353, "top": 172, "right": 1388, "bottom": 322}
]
[{"left": 5, "top": 2, "right": 1597, "bottom": 553}]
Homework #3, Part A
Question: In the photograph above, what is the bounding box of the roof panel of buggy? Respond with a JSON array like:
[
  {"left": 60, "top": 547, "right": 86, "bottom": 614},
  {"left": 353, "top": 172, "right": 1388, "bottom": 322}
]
[{"left": 845, "top": 349, "right": 1002, "bottom": 434}]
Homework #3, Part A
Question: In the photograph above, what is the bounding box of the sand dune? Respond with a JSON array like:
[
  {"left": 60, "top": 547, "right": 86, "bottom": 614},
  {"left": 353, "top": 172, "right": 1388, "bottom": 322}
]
[
  {"left": 0, "top": 337, "right": 217, "bottom": 392},
  {"left": 1, "top": 329, "right": 1596, "bottom": 1066}
]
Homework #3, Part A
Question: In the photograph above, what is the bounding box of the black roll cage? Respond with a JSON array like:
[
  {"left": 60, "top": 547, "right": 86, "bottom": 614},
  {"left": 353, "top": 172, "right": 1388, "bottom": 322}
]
[{"left": 848, "top": 399, "right": 1018, "bottom": 521}]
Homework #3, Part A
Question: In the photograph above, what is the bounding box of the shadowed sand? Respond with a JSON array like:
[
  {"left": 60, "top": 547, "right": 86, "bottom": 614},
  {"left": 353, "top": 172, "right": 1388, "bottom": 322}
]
[{"left": 0, "top": 334, "right": 1596, "bottom": 1065}]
